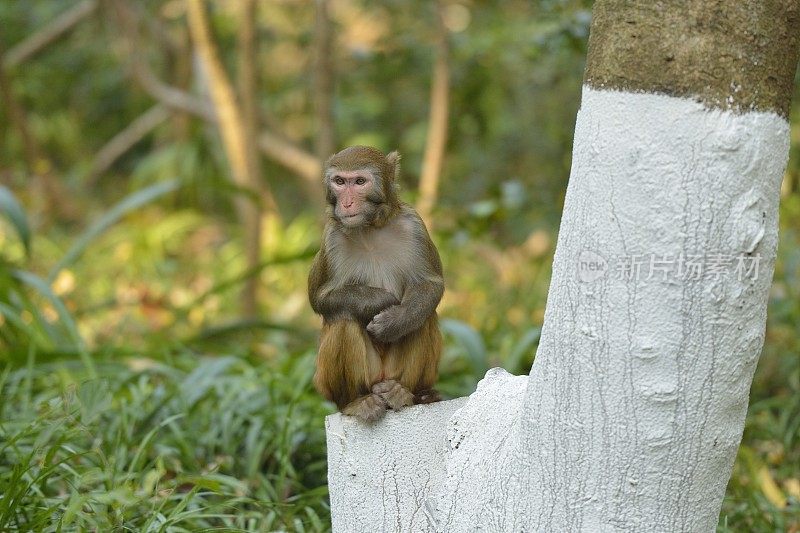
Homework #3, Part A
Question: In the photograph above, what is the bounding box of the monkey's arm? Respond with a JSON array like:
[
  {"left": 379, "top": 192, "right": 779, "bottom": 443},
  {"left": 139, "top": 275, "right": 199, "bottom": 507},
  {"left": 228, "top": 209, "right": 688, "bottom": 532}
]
[
  {"left": 367, "top": 220, "right": 444, "bottom": 343},
  {"left": 309, "top": 248, "right": 399, "bottom": 323}
]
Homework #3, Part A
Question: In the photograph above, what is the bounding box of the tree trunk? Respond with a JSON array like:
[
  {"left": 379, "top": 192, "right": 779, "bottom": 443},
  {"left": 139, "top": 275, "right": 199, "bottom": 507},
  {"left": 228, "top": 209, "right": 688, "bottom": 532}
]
[
  {"left": 416, "top": 3, "right": 449, "bottom": 228},
  {"left": 326, "top": 1, "right": 800, "bottom": 531},
  {"left": 236, "top": 0, "right": 277, "bottom": 308},
  {"left": 313, "top": 0, "right": 335, "bottom": 162},
  {"left": 186, "top": 0, "right": 264, "bottom": 318}
]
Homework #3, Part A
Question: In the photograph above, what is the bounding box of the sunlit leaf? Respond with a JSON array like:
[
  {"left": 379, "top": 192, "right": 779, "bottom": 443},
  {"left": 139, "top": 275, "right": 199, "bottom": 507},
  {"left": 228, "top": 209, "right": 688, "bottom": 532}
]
[
  {"left": 757, "top": 466, "right": 787, "bottom": 508},
  {"left": 12, "top": 270, "right": 83, "bottom": 350}
]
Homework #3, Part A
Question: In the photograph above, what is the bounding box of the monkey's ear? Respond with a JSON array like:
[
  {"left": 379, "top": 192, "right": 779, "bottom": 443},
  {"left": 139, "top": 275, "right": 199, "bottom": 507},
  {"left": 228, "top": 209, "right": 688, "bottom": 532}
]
[{"left": 387, "top": 150, "right": 401, "bottom": 180}]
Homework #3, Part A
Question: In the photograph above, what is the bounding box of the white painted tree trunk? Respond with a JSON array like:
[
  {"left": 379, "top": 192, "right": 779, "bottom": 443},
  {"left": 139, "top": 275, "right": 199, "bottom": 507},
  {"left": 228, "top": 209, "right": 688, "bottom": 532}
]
[
  {"left": 326, "top": 85, "right": 791, "bottom": 532},
  {"left": 432, "top": 87, "right": 789, "bottom": 532}
]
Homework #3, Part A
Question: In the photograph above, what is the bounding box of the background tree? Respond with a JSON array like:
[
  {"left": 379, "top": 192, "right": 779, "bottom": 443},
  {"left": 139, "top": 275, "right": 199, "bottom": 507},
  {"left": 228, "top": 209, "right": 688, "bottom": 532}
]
[{"left": 416, "top": 1, "right": 450, "bottom": 227}]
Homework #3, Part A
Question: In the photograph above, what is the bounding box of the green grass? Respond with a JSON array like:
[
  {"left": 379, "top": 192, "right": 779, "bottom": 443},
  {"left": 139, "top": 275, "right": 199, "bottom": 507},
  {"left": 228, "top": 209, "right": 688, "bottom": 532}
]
[{"left": 0, "top": 350, "right": 329, "bottom": 532}]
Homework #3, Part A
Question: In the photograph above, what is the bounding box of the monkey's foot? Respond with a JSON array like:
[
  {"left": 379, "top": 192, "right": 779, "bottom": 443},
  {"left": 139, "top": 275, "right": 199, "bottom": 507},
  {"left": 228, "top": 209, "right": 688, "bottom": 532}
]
[
  {"left": 414, "top": 389, "right": 442, "bottom": 405},
  {"left": 372, "top": 379, "right": 414, "bottom": 411},
  {"left": 342, "top": 393, "right": 388, "bottom": 423}
]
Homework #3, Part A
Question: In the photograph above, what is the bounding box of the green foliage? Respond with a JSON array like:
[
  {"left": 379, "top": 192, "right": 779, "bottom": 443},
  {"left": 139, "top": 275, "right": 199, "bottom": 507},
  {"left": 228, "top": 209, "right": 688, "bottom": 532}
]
[
  {"left": 0, "top": 186, "right": 31, "bottom": 257},
  {"left": 0, "top": 350, "right": 329, "bottom": 531},
  {"left": 48, "top": 180, "right": 181, "bottom": 284}
]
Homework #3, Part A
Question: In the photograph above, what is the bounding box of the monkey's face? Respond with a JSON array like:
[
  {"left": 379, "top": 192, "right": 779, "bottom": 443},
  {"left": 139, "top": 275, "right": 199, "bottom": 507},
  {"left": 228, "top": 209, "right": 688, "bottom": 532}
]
[
  {"left": 324, "top": 146, "right": 399, "bottom": 228},
  {"left": 329, "top": 170, "right": 379, "bottom": 227}
]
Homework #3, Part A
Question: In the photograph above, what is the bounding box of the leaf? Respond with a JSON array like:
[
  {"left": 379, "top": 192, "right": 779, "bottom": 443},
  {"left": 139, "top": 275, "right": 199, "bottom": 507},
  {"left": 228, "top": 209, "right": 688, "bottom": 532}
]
[
  {"left": 180, "top": 357, "right": 236, "bottom": 407},
  {"left": 60, "top": 491, "right": 86, "bottom": 527},
  {"left": 504, "top": 326, "right": 541, "bottom": 373},
  {"left": 188, "top": 319, "right": 298, "bottom": 344},
  {"left": 785, "top": 478, "right": 800, "bottom": 500},
  {"left": 48, "top": 179, "right": 180, "bottom": 283},
  {"left": 757, "top": 466, "right": 787, "bottom": 508},
  {"left": 441, "top": 318, "right": 488, "bottom": 374},
  {"left": 0, "top": 186, "right": 31, "bottom": 257},
  {"left": 13, "top": 270, "right": 83, "bottom": 350},
  {"left": 77, "top": 379, "right": 112, "bottom": 424}
]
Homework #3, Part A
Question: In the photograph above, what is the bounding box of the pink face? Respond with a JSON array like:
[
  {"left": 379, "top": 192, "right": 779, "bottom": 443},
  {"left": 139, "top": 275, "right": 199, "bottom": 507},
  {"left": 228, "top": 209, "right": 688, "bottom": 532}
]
[{"left": 330, "top": 170, "right": 375, "bottom": 226}]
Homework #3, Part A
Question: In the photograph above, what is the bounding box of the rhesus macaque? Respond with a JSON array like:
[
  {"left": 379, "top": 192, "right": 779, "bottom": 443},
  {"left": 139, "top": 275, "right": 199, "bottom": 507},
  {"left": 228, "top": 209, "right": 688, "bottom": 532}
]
[{"left": 308, "top": 146, "right": 443, "bottom": 422}]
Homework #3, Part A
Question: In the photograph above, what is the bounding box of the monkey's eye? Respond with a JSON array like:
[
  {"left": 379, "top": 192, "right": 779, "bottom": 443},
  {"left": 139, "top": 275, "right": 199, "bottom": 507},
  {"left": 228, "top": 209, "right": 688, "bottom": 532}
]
[
  {"left": 355, "top": 177, "right": 367, "bottom": 185},
  {"left": 334, "top": 177, "right": 345, "bottom": 186}
]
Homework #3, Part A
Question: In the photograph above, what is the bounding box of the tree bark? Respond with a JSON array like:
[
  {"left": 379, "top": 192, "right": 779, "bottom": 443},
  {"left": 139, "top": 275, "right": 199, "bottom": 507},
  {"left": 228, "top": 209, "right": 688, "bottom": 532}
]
[
  {"left": 326, "top": 2, "right": 800, "bottom": 531},
  {"left": 416, "top": 3, "right": 449, "bottom": 229}
]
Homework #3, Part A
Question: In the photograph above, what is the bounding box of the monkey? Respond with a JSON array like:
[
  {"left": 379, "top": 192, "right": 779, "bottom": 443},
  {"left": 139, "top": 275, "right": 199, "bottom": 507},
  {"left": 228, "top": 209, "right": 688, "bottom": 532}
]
[{"left": 308, "top": 145, "right": 444, "bottom": 423}]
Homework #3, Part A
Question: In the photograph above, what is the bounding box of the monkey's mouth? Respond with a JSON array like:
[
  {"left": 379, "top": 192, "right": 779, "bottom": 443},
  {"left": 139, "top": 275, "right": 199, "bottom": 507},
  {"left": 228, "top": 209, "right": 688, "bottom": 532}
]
[{"left": 339, "top": 213, "right": 364, "bottom": 227}]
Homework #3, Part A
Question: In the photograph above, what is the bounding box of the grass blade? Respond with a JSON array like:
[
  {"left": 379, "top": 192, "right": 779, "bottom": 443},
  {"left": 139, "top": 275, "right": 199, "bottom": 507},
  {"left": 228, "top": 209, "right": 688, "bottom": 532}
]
[{"left": 0, "top": 185, "right": 31, "bottom": 257}]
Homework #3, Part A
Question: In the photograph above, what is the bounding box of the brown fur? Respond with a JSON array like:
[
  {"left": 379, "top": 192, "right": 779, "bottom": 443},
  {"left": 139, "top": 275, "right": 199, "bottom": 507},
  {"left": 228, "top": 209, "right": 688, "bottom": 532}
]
[{"left": 310, "top": 146, "right": 444, "bottom": 422}]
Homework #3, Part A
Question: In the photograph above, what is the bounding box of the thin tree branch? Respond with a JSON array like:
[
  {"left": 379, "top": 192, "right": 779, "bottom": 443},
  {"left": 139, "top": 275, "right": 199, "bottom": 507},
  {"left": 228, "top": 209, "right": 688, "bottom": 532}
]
[
  {"left": 237, "top": 0, "right": 276, "bottom": 213},
  {"left": 87, "top": 104, "right": 170, "bottom": 183},
  {"left": 258, "top": 131, "right": 322, "bottom": 186},
  {"left": 111, "top": 0, "right": 320, "bottom": 189},
  {"left": 113, "top": 0, "right": 215, "bottom": 122},
  {"left": 3, "top": 0, "right": 98, "bottom": 69}
]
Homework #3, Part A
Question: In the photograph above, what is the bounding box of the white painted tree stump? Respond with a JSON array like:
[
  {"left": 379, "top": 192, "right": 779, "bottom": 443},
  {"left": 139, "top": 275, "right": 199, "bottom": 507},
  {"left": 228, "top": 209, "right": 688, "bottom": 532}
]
[{"left": 326, "top": 397, "right": 467, "bottom": 532}]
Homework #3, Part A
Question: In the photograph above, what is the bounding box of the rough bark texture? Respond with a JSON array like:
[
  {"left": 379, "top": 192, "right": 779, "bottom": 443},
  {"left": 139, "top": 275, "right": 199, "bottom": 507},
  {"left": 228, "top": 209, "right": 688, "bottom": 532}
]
[
  {"left": 585, "top": 0, "right": 800, "bottom": 117},
  {"left": 434, "top": 87, "right": 790, "bottom": 532},
  {"left": 431, "top": 369, "right": 528, "bottom": 531},
  {"left": 327, "top": 398, "right": 466, "bottom": 532}
]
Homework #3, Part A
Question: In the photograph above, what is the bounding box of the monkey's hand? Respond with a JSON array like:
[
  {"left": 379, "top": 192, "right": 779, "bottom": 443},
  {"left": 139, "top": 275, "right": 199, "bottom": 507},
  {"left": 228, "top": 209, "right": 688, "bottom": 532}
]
[
  {"left": 316, "top": 285, "right": 399, "bottom": 324},
  {"left": 366, "top": 305, "right": 407, "bottom": 343},
  {"left": 355, "top": 287, "right": 400, "bottom": 323}
]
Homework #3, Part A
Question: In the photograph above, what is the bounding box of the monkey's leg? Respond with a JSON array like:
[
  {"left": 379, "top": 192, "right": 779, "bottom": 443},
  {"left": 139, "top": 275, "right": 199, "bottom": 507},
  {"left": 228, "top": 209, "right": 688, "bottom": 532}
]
[
  {"left": 382, "top": 313, "right": 443, "bottom": 405},
  {"left": 314, "top": 319, "right": 386, "bottom": 422}
]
